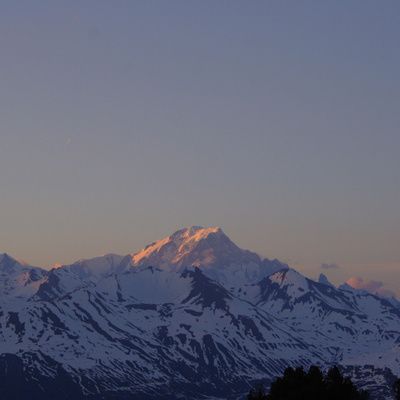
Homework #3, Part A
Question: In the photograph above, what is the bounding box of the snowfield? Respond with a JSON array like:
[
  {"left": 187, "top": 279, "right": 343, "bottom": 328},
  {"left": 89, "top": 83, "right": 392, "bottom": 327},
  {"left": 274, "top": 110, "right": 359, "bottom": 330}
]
[{"left": 0, "top": 227, "right": 399, "bottom": 399}]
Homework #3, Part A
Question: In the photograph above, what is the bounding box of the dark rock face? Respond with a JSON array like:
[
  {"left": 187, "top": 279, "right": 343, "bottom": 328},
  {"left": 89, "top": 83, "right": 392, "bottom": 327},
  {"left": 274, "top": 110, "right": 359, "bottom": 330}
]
[
  {"left": 181, "top": 267, "right": 232, "bottom": 310},
  {"left": 0, "top": 354, "right": 84, "bottom": 400}
]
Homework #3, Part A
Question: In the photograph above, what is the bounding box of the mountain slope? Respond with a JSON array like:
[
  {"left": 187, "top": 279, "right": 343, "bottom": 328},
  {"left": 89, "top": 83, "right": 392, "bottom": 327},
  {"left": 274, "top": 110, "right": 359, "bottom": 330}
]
[
  {"left": 0, "top": 227, "right": 399, "bottom": 399},
  {"left": 131, "top": 226, "right": 287, "bottom": 288},
  {"left": 0, "top": 266, "right": 321, "bottom": 399}
]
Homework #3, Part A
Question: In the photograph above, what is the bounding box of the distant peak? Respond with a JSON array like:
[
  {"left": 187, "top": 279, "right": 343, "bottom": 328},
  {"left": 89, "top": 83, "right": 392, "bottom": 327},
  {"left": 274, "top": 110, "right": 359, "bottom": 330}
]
[
  {"left": 131, "top": 226, "right": 261, "bottom": 270},
  {"left": 60, "top": 253, "right": 126, "bottom": 277},
  {"left": 338, "top": 282, "right": 357, "bottom": 293},
  {"left": 0, "top": 252, "right": 13, "bottom": 260},
  {"left": 0, "top": 253, "right": 29, "bottom": 269},
  {"left": 318, "top": 273, "right": 335, "bottom": 288}
]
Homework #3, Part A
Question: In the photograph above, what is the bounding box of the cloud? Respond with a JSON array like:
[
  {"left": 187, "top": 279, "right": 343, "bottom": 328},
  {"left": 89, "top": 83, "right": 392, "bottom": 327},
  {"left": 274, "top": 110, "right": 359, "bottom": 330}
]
[
  {"left": 346, "top": 277, "right": 396, "bottom": 298},
  {"left": 320, "top": 263, "right": 340, "bottom": 270}
]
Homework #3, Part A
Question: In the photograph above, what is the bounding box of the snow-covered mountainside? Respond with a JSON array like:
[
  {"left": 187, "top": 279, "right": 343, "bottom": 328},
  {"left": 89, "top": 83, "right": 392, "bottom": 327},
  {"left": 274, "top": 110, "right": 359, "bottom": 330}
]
[
  {"left": 131, "top": 226, "right": 287, "bottom": 289},
  {"left": 0, "top": 253, "right": 47, "bottom": 304},
  {"left": 0, "top": 227, "right": 399, "bottom": 399}
]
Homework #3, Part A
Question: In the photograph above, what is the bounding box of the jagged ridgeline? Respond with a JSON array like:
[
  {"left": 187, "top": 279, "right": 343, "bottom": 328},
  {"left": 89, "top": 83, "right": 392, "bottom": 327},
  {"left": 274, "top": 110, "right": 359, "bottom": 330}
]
[{"left": 0, "top": 227, "right": 399, "bottom": 399}]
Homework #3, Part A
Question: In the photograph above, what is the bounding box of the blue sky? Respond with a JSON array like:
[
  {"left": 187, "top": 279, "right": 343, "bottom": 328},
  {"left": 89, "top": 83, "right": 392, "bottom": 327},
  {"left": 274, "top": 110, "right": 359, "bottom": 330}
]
[{"left": 0, "top": 1, "right": 399, "bottom": 292}]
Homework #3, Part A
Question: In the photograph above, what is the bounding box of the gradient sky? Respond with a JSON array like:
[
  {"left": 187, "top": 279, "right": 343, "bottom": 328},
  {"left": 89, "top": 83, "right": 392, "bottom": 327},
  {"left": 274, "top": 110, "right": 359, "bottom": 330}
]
[{"left": 0, "top": 1, "right": 399, "bottom": 293}]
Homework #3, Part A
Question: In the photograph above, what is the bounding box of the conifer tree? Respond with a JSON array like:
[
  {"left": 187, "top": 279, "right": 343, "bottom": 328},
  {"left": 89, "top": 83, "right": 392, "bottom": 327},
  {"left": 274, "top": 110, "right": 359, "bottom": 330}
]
[
  {"left": 246, "top": 365, "right": 369, "bottom": 400},
  {"left": 393, "top": 378, "right": 400, "bottom": 400},
  {"left": 247, "top": 384, "right": 267, "bottom": 400}
]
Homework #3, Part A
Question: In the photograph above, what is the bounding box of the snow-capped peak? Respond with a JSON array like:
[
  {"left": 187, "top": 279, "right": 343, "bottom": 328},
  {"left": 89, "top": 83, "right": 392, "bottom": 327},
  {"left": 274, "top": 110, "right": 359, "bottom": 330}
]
[
  {"left": 0, "top": 253, "right": 29, "bottom": 270},
  {"left": 131, "top": 226, "right": 258, "bottom": 269},
  {"left": 0, "top": 253, "right": 47, "bottom": 301},
  {"left": 129, "top": 226, "right": 286, "bottom": 287},
  {"left": 67, "top": 253, "right": 125, "bottom": 275},
  {"left": 51, "top": 253, "right": 128, "bottom": 286},
  {"left": 172, "top": 225, "right": 223, "bottom": 241},
  {"left": 268, "top": 268, "right": 309, "bottom": 295}
]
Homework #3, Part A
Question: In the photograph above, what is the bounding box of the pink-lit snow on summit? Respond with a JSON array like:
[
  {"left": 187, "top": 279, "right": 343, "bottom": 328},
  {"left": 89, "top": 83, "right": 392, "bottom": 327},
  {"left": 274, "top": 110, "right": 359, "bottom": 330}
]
[{"left": 131, "top": 226, "right": 259, "bottom": 269}]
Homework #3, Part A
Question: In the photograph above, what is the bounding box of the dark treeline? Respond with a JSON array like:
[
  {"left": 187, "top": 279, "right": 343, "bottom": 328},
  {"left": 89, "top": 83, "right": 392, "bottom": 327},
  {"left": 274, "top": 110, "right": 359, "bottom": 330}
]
[
  {"left": 394, "top": 378, "right": 400, "bottom": 400},
  {"left": 247, "top": 366, "right": 369, "bottom": 400}
]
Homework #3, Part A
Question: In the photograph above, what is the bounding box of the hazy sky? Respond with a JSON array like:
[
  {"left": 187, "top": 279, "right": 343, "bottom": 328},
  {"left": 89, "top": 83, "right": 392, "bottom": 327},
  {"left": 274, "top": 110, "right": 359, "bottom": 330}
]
[{"left": 0, "top": 1, "right": 399, "bottom": 293}]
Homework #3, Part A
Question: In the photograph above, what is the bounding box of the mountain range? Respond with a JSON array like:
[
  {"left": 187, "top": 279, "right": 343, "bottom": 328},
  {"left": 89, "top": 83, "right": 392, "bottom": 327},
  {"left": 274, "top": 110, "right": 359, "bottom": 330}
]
[{"left": 0, "top": 226, "right": 399, "bottom": 399}]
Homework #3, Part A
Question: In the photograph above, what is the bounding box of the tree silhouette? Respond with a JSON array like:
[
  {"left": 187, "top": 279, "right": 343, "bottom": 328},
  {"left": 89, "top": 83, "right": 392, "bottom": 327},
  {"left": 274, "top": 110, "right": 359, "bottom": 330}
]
[
  {"left": 393, "top": 378, "right": 400, "bottom": 400},
  {"left": 246, "top": 366, "right": 369, "bottom": 400},
  {"left": 247, "top": 384, "right": 267, "bottom": 400}
]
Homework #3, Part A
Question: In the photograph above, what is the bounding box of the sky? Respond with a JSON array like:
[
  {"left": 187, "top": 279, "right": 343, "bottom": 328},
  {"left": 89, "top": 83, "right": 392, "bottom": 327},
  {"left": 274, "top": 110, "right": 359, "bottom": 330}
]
[{"left": 0, "top": 1, "right": 399, "bottom": 294}]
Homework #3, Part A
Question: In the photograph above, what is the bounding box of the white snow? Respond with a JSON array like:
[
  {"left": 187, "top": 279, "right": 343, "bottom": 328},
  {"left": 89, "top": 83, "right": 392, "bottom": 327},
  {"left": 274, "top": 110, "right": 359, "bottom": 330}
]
[{"left": 0, "top": 227, "right": 399, "bottom": 397}]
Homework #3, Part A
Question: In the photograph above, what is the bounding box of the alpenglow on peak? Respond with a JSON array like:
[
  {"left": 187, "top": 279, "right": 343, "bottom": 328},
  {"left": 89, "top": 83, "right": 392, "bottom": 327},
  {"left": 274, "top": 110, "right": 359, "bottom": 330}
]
[{"left": 130, "top": 226, "right": 262, "bottom": 270}]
